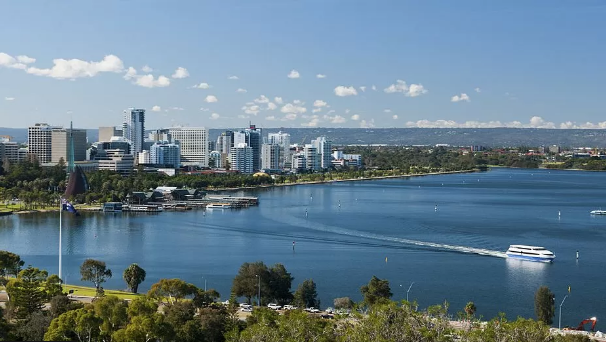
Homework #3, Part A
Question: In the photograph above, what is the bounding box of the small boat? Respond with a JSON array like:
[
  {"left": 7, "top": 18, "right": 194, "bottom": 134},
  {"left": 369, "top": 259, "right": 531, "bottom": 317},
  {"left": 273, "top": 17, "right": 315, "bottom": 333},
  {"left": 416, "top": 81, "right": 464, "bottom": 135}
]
[
  {"left": 590, "top": 209, "right": 606, "bottom": 215},
  {"left": 206, "top": 203, "right": 232, "bottom": 209},
  {"left": 506, "top": 245, "right": 555, "bottom": 263},
  {"left": 102, "top": 202, "right": 123, "bottom": 212}
]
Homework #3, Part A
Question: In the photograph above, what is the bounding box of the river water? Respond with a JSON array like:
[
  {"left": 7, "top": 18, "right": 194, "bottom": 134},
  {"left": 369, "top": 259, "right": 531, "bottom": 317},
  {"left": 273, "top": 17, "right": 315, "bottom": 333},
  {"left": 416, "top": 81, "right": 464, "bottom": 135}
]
[{"left": 1, "top": 168, "right": 605, "bottom": 327}]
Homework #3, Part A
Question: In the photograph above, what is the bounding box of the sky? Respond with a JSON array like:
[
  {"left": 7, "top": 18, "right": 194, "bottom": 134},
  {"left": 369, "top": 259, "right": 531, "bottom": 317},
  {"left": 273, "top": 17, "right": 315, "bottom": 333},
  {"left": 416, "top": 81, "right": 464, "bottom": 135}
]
[{"left": 0, "top": 0, "right": 604, "bottom": 130}]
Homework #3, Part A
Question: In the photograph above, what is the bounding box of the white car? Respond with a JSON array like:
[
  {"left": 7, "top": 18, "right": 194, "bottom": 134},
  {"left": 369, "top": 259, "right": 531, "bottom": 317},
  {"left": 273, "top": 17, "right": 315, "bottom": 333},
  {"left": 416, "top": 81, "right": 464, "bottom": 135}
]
[
  {"left": 267, "top": 303, "right": 282, "bottom": 310},
  {"left": 325, "top": 307, "right": 334, "bottom": 314},
  {"left": 305, "top": 307, "right": 320, "bottom": 313},
  {"left": 283, "top": 305, "right": 297, "bottom": 310},
  {"left": 240, "top": 307, "right": 253, "bottom": 312}
]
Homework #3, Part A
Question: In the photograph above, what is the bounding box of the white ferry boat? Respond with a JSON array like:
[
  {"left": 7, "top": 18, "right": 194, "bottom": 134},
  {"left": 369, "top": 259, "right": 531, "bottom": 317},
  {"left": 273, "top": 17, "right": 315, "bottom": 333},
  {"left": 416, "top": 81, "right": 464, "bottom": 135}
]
[
  {"left": 206, "top": 203, "right": 232, "bottom": 209},
  {"left": 590, "top": 209, "right": 606, "bottom": 215},
  {"left": 506, "top": 245, "right": 555, "bottom": 263}
]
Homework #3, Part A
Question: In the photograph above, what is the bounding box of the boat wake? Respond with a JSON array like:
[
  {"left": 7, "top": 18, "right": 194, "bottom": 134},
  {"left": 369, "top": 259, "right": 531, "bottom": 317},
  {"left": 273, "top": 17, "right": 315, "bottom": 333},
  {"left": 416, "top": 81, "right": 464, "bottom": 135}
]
[{"left": 263, "top": 210, "right": 507, "bottom": 259}]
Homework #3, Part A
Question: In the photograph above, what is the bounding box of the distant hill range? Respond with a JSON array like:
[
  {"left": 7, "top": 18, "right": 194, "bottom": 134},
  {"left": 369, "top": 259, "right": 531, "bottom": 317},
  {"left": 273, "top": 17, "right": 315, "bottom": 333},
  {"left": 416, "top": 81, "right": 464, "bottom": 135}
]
[{"left": 2, "top": 127, "right": 606, "bottom": 148}]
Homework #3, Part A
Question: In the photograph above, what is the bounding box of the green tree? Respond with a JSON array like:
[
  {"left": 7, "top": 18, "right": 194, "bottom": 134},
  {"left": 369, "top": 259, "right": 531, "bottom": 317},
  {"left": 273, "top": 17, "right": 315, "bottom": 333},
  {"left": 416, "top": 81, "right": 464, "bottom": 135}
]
[
  {"left": 123, "top": 263, "right": 146, "bottom": 294},
  {"left": 0, "top": 250, "right": 24, "bottom": 284},
  {"left": 147, "top": 278, "right": 198, "bottom": 304},
  {"left": 534, "top": 286, "right": 555, "bottom": 325},
  {"left": 5, "top": 266, "right": 48, "bottom": 318},
  {"left": 193, "top": 288, "right": 221, "bottom": 308},
  {"left": 293, "top": 279, "right": 319, "bottom": 308},
  {"left": 231, "top": 261, "right": 270, "bottom": 305},
  {"left": 44, "top": 307, "right": 103, "bottom": 342},
  {"left": 360, "top": 275, "right": 392, "bottom": 307},
  {"left": 268, "top": 263, "right": 294, "bottom": 305},
  {"left": 80, "top": 259, "right": 112, "bottom": 297},
  {"left": 14, "top": 311, "right": 51, "bottom": 341},
  {"left": 333, "top": 297, "right": 354, "bottom": 310},
  {"left": 93, "top": 295, "right": 129, "bottom": 340},
  {"left": 464, "top": 301, "right": 477, "bottom": 319},
  {"left": 50, "top": 294, "right": 83, "bottom": 318}
]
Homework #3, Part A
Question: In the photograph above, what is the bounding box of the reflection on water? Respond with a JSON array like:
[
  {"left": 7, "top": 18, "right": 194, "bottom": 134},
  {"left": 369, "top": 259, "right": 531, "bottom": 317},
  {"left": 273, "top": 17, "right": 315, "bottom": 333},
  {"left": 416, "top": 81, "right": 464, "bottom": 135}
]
[{"left": 505, "top": 257, "right": 551, "bottom": 301}]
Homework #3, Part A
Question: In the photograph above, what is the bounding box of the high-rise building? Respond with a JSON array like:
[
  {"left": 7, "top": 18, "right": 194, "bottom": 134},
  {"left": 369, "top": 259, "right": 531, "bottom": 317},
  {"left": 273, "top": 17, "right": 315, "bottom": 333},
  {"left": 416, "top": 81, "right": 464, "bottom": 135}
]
[
  {"left": 28, "top": 123, "right": 62, "bottom": 163},
  {"left": 261, "top": 143, "right": 280, "bottom": 170},
  {"left": 150, "top": 142, "right": 181, "bottom": 168},
  {"left": 168, "top": 127, "right": 208, "bottom": 166},
  {"left": 97, "top": 149, "right": 135, "bottom": 175},
  {"left": 268, "top": 131, "right": 291, "bottom": 168},
  {"left": 304, "top": 144, "right": 321, "bottom": 171},
  {"left": 99, "top": 126, "right": 121, "bottom": 142},
  {"left": 122, "top": 108, "right": 145, "bottom": 155},
  {"left": 138, "top": 150, "right": 151, "bottom": 165},
  {"left": 229, "top": 143, "right": 253, "bottom": 174},
  {"left": 0, "top": 136, "right": 19, "bottom": 164},
  {"left": 291, "top": 153, "right": 306, "bottom": 172},
  {"left": 245, "top": 125, "right": 262, "bottom": 171},
  {"left": 149, "top": 129, "right": 172, "bottom": 143},
  {"left": 209, "top": 150, "right": 222, "bottom": 168},
  {"left": 216, "top": 130, "right": 234, "bottom": 168},
  {"left": 312, "top": 136, "right": 333, "bottom": 169},
  {"left": 51, "top": 128, "right": 87, "bottom": 163}
]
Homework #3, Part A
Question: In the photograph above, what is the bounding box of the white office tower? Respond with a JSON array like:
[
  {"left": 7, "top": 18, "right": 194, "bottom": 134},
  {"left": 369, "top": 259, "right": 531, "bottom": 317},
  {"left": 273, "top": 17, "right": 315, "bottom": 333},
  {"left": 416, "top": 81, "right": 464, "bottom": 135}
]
[
  {"left": 28, "top": 123, "right": 61, "bottom": 163},
  {"left": 168, "top": 127, "right": 208, "bottom": 167},
  {"left": 149, "top": 129, "right": 172, "bottom": 143},
  {"left": 291, "top": 153, "right": 306, "bottom": 171},
  {"left": 51, "top": 128, "right": 87, "bottom": 163},
  {"left": 304, "top": 144, "right": 321, "bottom": 171},
  {"left": 268, "top": 131, "right": 291, "bottom": 168},
  {"left": 229, "top": 143, "right": 253, "bottom": 174},
  {"left": 261, "top": 144, "right": 280, "bottom": 170},
  {"left": 0, "top": 137, "right": 19, "bottom": 164},
  {"left": 122, "top": 108, "right": 145, "bottom": 155},
  {"left": 138, "top": 150, "right": 151, "bottom": 164},
  {"left": 150, "top": 142, "right": 181, "bottom": 168},
  {"left": 233, "top": 131, "right": 246, "bottom": 146},
  {"left": 312, "top": 136, "right": 332, "bottom": 169}
]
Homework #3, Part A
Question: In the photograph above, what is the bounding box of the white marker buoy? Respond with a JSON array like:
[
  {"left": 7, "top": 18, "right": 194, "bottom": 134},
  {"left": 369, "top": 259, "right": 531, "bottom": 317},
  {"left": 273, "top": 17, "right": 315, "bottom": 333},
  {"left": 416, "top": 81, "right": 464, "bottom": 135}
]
[{"left": 576, "top": 250, "right": 579, "bottom": 259}]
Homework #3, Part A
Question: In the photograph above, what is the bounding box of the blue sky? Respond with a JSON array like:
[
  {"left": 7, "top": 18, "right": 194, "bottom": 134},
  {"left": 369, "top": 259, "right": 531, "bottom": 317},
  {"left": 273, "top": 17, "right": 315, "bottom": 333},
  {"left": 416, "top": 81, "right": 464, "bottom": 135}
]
[{"left": 0, "top": 0, "right": 604, "bottom": 130}]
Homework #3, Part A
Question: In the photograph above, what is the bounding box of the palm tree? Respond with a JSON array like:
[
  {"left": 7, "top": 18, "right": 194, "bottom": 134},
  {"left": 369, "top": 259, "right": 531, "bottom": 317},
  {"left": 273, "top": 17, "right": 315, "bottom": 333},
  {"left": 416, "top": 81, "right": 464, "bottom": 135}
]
[
  {"left": 464, "top": 301, "right": 477, "bottom": 319},
  {"left": 123, "top": 263, "right": 146, "bottom": 294}
]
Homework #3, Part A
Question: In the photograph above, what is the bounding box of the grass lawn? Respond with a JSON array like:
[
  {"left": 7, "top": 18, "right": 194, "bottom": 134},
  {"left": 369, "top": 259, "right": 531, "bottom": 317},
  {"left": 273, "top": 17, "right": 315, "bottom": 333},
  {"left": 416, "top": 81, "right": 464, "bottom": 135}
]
[{"left": 64, "top": 284, "right": 143, "bottom": 300}]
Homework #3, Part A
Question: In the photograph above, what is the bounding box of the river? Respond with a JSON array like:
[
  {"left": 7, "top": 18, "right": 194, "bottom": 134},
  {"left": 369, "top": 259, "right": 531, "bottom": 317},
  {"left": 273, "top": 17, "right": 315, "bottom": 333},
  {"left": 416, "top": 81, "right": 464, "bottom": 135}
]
[{"left": 1, "top": 168, "right": 605, "bottom": 327}]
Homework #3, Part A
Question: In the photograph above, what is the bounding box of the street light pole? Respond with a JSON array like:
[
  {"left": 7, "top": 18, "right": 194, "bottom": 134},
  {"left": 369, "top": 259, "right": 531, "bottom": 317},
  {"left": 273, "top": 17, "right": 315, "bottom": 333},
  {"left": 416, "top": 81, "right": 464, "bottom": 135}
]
[
  {"left": 407, "top": 282, "right": 415, "bottom": 302},
  {"left": 559, "top": 294, "right": 568, "bottom": 330}
]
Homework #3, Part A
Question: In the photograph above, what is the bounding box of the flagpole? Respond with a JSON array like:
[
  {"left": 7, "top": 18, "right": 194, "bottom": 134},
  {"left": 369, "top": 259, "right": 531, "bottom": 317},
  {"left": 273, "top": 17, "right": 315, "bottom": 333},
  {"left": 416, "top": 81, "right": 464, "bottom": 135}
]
[{"left": 59, "top": 197, "right": 62, "bottom": 281}]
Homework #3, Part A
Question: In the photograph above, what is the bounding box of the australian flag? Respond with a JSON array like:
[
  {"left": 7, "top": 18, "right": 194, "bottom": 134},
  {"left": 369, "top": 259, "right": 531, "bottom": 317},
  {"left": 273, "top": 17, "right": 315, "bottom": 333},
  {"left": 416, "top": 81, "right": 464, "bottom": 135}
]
[{"left": 61, "top": 198, "right": 80, "bottom": 216}]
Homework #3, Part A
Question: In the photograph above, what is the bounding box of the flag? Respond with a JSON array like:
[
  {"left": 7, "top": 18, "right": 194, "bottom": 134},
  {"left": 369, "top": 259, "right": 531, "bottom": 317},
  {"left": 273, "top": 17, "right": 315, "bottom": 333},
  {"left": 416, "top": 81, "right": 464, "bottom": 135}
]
[
  {"left": 61, "top": 198, "right": 79, "bottom": 216},
  {"left": 568, "top": 286, "right": 571, "bottom": 293}
]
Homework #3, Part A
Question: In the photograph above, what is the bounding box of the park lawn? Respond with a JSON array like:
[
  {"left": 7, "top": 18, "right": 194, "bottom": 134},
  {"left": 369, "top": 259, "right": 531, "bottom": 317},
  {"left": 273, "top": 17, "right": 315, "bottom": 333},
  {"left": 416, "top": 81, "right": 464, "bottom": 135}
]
[{"left": 64, "top": 284, "right": 142, "bottom": 300}]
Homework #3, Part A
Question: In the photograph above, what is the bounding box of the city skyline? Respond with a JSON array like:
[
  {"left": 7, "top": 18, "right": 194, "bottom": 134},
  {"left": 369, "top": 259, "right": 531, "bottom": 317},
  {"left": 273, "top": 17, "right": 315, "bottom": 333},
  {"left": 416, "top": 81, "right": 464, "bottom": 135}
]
[{"left": 1, "top": 1, "right": 605, "bottom": 129}]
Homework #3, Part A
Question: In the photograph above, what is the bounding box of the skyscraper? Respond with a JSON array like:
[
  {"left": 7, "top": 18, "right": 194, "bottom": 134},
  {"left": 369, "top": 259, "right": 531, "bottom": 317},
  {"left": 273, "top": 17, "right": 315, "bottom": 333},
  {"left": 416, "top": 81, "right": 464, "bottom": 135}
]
[
  {"left": 245, "top": 125, "right": 262, "bottom": 171},
  {"left": 229, "top": 143, "right": 253, "bottom": 174},
  {"left": 51, "top": 128, "right": 87, "bottom": 164},
  {"left": 261, "top": 143, "right": 281, "bottom": 170},
  {"left": 28, "top": 123, "right": 61, "bottom": 163},
  {"left": 312, "top": 136, "right": 333, "bottom": 169},
  {"left": 268, "top": 131, "right": 291, "bottom": 168},
  {"left": 122, "top": 108, "right": 145, "bottom": 155},
  {"left": 168, "top": 127, "right": 208, "bottom": 166},
  {"left": 150, "top": 142, "right": 181, "bottom": 168}
]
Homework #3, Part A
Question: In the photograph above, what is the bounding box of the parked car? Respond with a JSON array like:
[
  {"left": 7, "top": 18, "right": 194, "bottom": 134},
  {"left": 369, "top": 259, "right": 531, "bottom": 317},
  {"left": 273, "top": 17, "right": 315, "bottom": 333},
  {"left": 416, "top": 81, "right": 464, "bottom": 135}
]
[
  {"left": 325, "top": 307, "right": 334, "bottom": 314},
  {"left": 305, "top": 307, "right": 320, "bottom": 313},
  {"left": 240, "top": 307, "right": 253, "bottom": 312},
  {"left": 267, "top": 303, "right": 282, "bottom": 310},
  {"left": 320, "top": 314, "right": 334, "bottom": 319},
  {"left": 283, "top": 305, "right": 298, "bottom": 310}
]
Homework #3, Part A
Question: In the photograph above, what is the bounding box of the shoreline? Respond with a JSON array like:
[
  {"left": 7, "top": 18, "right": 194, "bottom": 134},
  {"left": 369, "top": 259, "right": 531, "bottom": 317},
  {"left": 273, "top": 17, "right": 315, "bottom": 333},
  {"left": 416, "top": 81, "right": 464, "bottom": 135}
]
[{"left": 4, "top": 169, "right": 477, "bottom": 215}]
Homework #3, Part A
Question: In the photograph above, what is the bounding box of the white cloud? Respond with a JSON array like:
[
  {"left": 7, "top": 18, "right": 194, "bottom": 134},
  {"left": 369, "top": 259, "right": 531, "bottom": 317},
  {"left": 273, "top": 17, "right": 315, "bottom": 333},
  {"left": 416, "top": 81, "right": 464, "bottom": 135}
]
[
  {"left": 351, "top": 114, "right": 360, "bottom": 121},
  {"left": 274, "top": 97, "right": 283, "bottom": 104},
  {"left": 331, "top": 115, "right": 346, "bottom": 124},
  {"left": 281, "top": 103, "right": 307, "bottom": 114},
  {"left": 25, "top": 54, "right": 124, "bottom": 79},
  {"left": 393, "top": 115, "right": 399, "bottom": 120},
  {"left": 193, "top": 82, "right": 211, "bottom": 89},
  {"left": 283, "top": 113, "right": 298, "bottom": 121},
  {"left": 17, "top": 55, "right": 36, "bottom": 64},
  {"left": 345, "top": 109, "right": 351, "bottom": 114},
  {"left": 384, "top": 80, "right": 427, "bottom": 97},
  {"left": 451, "top": 93, "right": 470, "bottom": 102},
  {"left": 123, "top": 67, "right": 137, "bottom": 80},
  {"left": 360, "top": 119, "right": 375, "bottom": 128},
  {"left": 151, "top": 105, "right": 161, "bottom": 112},
  {"left": 474, "top": 87, "right": 481, "bottom": 93},
  {"left": 301, "top": 117, "right": 320, "bottom": 127},
  {"left": 404, "top": 116, "right": 557, "bottom": 129},
  {"left": 4, "top": 97, "right": 15, "bottom": 101},
  {"left": 287, "top": 69, "right": 300, "bottom": 79},
  {"left": 210, "top": 113, "right": 220, "bottom": 120},
  {"left": 242, "top": 104, "right": 260, "bottom": 115},
  {"left": 359, "top": 86, "right": 366, "bottom": 92},
  {"left": 334, "top": 86, "right": 358, "bottom": 97},
  {"left": 172, "top": 67, "right": 189, "bottom": 79},
  {"left": 134, "top": 74, "right": 171, "bottom": 88},
  {"left": 371, "top": 85, "right": 377, "bottom": 91},
  {"left": 293, "top": 99, "right": 303, "bottom": 105},
  {"left": 312, "top": 108, "right": 322, "bottom": 113},
  {"left": 228, "top": 75, "right": 239, "bottom": 80},
  {"left": 384, "top": 109, "right": 391, "bottom": 113},
  {"left": 313, "top": 100, "right": 327, "bottom": 107},
  {"left": 236, "top": 88, "right": 247, "bottom": 93},
  {"left": 204, "top": 95, "right": 218, "bottom": 103},
  {"left": 254, "top": 95, "right": 270, "bottom": 104},
  {"left": 316, "top": 74, "right": 326, "bottom": 79},
  {"left": 326, "top": 110, "right": 336, "bottom": 115},
  {"left": 171, "top": 107, "right": 184, "bottom": 111},
  {"left": 141, "top": 65, "right": 153, "bottom": 73},
  {"left": 200, "top": 107, "right": 210, "bottom": 112},
  {"left": 267, "top": 102, "right": 277, "bottom": 110},
  {"left": 0, "top": 53, "right": 34, "bottom": 70},
  {"left": 266, "top": 116, "right": 277, "bottom": 121}
]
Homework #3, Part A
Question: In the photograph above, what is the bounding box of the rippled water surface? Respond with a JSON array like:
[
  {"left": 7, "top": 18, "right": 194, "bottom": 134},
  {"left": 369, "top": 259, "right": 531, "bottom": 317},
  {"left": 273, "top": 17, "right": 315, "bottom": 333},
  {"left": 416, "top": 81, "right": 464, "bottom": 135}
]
[{"left": 1, "top": 168, "right": 605, "bottom": 326}]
